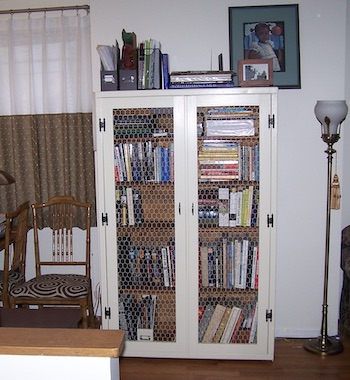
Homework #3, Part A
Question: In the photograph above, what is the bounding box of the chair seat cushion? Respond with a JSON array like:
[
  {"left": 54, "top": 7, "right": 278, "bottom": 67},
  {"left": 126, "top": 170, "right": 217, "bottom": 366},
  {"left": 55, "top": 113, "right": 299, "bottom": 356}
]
[
  {"left": 0, "top": 270, "right": 24, "bottom": 294},
  {"left": 9, "top": 274, "right": 90, "bottom": 299}
]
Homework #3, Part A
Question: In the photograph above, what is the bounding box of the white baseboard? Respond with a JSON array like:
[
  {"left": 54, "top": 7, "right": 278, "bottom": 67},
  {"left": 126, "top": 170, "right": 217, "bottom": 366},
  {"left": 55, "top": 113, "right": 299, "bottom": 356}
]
[{"left": 274, "top": 326, "right": 339, "bottom": 338}]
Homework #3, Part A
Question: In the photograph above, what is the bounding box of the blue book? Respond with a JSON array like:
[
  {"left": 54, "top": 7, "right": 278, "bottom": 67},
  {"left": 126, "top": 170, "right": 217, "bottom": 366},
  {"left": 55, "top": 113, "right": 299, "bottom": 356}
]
[
  {"left": 162, "top": 53, "right": 169, "bottom": 89},
  {"left": 254, "top": 145, "right": 259, "bottom": 181},
  {"left": 161, "top": 146, "right": 171, "bottom": 182}
]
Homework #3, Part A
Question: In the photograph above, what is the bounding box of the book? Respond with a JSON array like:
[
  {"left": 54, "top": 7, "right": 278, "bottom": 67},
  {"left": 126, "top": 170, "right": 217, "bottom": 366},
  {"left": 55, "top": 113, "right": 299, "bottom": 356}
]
[
  {"left": 126, "top": 187, "right": 135, "bottom": 226},
  {"left": 161, "top": 145, "right": 171, "bottom": 182},
  {"left": 198, "top": 305, "right": 215, "bottom": 342},
  {"left": 220, "top": 306, "right": 242, "bottom": 343},
  {"left": 162, "top": 53, "right": 170, "bottom": 89},
  {"left": 138, "top": 42, "right": 145, "bottom": 89},
  {"left": 169, "top": 82, "right": 236, "bottom": 89},
  {"left": 153, "top": 41, "right": 162, "bottom": 89},
  {"left": 240, "top": 239, "right": 249, "bottom": 289},
  {"left": 137, "top": 294, "right": 157, "bottom": 341},
  {"left": 213, "top": 306, "right": 232, "bottom": 343},
  {"left": 119, "top": 293, "right": 138, "bottom": 340},
  {"left": 144, "top": 40, "right": 151, "bottom": 89},
  {"left": 249, "top": 303, "right": 259, "bottom": 344},
  {"left": 222, "top": 237, "right": 228, "bottom": 289},
  {"left": 200, "top": 245, "right": 209, "bottom": 287},
  {"left": 218, "top": 187, "right": 230, "bottom": 227},
  {"left": 230, "top": 311, "right": 244, "bottom": 343},
  {"left": 207, "top": 245, "right": 215, "bottom": 287},
  {"left": 161, "top": 247, "right": 170, "bottom": 287},
  {"left": 234, "top": 239, "right": 242, "bottom": 289},
  {"left": 170, "top": 70, "right": 235, "bottom": 83},
  {"left": 166, "top": 245, "right": 173, "bottom": 287},
  {"left": 202, "top": 304, "right": 227, "bottom": 343},
  {"left": 253, "top": 247, "right": 259, "bottom": 289},
  {"left": 124, "top": 144, "right": 132, "bottom": 181},
  {"left": 133, "top": 189, "right": 144, "bottom": 225},
  {"left": 229, "top": 188, "right": 237, "bottom": 227}
]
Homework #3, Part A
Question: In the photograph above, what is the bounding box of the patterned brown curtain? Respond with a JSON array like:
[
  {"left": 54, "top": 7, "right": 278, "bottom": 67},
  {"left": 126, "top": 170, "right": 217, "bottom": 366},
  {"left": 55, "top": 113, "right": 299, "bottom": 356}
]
[{"left": 0, "top": 112, "right": 96, "bottom": 226}]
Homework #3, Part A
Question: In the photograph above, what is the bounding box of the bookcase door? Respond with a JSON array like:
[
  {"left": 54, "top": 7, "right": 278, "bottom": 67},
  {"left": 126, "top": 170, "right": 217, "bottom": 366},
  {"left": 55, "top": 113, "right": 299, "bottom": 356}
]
[
  {"left": 95, "top": 93, "right": 188, "bottom": 357},
  {"left": 186, "top": 91, "right": 277, "bottom": 360}
]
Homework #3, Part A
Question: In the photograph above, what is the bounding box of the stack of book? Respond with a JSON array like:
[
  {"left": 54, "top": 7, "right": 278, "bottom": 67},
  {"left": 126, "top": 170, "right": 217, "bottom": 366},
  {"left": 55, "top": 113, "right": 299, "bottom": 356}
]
[
  {"left": 168, "top": 70, "right": 236, "bottom": 89},
  {"left": 117, "top": 238, "right": 176, "bottom": 288},
  {"left": 138, "top": 39, "right": 162, "bottom": 90},
  {"left": 118, "top": 293, "right": 157, "bottom": 341},
  {"left": 114, "top": 141, "right": 174, "bottom": 183},
  {"left": 199, "top": 238, "right": 259, "bottom": 290},
  {"left": 205, "top": 107, "right": 255, "bottom": 137},
  {"left": 198, "top": 140, "right": 239, "bottom": 181},
  {"left": 198, "top": 300, "right": 258, "bottom": 344}
]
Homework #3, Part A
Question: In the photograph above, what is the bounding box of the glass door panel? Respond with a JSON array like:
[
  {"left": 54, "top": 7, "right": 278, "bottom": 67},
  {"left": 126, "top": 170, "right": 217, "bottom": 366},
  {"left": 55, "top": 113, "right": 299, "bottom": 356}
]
[
  {"left": 197, "top": 104, "right": 260, "bottom": 345},
  {"left": 113, "top": 106, "right": 176, "bottom": 343}
]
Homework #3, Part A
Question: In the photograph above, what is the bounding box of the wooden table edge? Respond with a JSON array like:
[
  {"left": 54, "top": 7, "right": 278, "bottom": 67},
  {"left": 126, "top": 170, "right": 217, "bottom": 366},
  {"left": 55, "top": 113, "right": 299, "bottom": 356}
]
[{"left": 0, "top": 327, "right": 125, "bottom": 358}]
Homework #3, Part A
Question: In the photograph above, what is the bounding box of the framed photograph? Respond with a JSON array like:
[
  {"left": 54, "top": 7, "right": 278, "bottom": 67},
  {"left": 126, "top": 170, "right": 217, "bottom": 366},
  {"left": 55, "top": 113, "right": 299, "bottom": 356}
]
[
  {"left": 238, "top": 59, "right": 273, "bottom": 87},
  {"left": 229, "top": 4, "right": 300, "bottom": 89}
]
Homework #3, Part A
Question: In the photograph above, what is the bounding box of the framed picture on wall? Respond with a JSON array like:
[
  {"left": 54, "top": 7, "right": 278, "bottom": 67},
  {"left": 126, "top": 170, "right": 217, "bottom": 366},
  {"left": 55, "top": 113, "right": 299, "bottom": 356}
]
[
  {"left": 238, "top": 59, "right": 273, "bottom": 87},
  {"left": 229, "top": 4, "right": 300, "bottom": 89}
]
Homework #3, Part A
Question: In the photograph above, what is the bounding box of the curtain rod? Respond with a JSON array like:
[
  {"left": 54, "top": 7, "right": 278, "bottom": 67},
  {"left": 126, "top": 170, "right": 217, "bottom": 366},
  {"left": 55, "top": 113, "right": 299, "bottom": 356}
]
[{"left": 0, "top": 5, "right": 90, "bottom": 15}]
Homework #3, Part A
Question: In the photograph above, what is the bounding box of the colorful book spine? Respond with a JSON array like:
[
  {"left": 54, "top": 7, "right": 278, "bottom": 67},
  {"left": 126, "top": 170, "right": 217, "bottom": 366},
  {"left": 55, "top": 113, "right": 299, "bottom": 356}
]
[{"left": 162, "top": 53, "right": 169, "bottom": 89}]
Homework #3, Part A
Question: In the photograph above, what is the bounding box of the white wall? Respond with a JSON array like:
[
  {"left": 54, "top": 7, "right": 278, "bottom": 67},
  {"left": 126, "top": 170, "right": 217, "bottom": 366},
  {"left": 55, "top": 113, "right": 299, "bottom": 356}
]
[{"left": 1, "top": 0, "right": 349, "bottom": 338}]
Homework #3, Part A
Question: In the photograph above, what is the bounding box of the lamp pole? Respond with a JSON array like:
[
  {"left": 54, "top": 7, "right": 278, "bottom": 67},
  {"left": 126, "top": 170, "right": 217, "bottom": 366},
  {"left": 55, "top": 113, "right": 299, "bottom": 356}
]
[{"left": 304, "top": 115, "right": 344, "bottom": 355}]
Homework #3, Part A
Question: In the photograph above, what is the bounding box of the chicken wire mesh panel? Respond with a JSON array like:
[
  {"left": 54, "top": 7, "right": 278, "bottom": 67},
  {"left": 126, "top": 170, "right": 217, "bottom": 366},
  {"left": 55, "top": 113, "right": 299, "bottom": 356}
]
[
  {"left": 197, "top": 105, "right": 260, "bottom": 345},
  {"left": 113, "top": 107, "right": 176, "bottom": 342}
]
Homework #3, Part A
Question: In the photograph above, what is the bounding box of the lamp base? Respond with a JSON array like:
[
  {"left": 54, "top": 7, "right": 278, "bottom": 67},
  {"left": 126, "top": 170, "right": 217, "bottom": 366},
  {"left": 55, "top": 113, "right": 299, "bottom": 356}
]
[{"left": 303, "top": 336, "right": 343, "bottom": 355}]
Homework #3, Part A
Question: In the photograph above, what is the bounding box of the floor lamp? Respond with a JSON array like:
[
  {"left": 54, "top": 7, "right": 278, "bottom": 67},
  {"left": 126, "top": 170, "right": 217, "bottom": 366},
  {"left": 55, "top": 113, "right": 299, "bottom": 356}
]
[{"left": 304, "top": 100, "right": 348, "bottom": 355}]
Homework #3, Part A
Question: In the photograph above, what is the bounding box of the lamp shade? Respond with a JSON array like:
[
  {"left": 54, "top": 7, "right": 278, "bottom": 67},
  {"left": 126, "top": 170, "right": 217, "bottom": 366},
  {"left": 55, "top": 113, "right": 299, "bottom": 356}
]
[
  {"left": 314, "top": 100, "right": 348, "bottom": 136},
  {"left": 0, "top": 170, "right": 15, "bottom": 185}
]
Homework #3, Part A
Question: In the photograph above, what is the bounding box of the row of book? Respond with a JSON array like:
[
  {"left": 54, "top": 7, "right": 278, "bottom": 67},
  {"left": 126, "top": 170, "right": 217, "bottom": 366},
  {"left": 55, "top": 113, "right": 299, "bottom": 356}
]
[
  {"left": 198, "top": 140, "right": 259, "bottom": 182},
  {"left": 115, "top": 187, "right": 143, "bottom": 226},
  {"left": 199, "top": 238, "right": 259, "bottom": 290},
  {"left": 198, "top": 301, "right": 258, "bottom": 344},
  {"left": 114, "top": 141, "right": 174, "bottom": 183},
  {"left": 119, "top": 293, "right": 157, "bottom": 341},
  {"left": 219, "top": 185, "right": 258, "bottom": 227},
  {"left": 168, "top": 70, "right": 236, "bottom": 89},
  {"left": 138, "top": 40, "right": 162, "bottom": 90},
  {"left": 118, "top": 237, "right": 175, "bottom": 288},
  {"left": 199, "top": 185, "right": 259, "bottom": 228}
]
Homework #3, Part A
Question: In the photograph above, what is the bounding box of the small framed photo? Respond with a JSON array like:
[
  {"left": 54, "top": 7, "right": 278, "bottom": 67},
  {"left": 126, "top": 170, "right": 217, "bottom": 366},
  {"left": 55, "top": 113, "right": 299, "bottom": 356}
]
[{"left": 238, "top": 59, "right": 273, "bottom": 87}]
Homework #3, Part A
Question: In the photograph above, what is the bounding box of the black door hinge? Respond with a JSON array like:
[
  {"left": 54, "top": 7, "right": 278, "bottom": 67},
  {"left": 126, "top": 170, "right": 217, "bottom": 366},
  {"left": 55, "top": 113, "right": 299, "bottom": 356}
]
[
  {"left": 266, "top": 309, "right": 273, "bottom": 322},
  {"left": 268, "top": 114, "right": 275, "bottom": 128},
  {"left": 267, "top": 214, "right": 274, "bottom": 227},
  {"left": 105, "top": 307, "right": 111, "bottom": 319},
  {"left": 99, "top": 118, "right": 106, "bottom": 132},
  {"left": 102, "top": 213, "right": 108, "bottom": 226}
]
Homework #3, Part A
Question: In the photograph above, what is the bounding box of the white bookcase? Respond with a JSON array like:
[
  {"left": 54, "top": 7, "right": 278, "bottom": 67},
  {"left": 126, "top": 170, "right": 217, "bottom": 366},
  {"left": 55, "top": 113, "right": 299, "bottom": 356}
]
[{"left": 94, "top": 87, "right": 277, "bottom": 360}]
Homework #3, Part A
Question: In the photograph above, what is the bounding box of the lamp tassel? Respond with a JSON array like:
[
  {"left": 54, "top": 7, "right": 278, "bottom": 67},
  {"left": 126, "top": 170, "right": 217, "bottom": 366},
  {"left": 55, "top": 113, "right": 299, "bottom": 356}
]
[{"left": 331, "top": 174, "right": 341, "bottom": 210}]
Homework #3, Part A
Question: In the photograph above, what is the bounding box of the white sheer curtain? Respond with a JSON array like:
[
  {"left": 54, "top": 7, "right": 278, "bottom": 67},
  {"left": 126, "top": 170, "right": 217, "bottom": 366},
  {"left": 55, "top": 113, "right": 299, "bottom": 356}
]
[
  {"left": 0, "top": 10, "right": 92, "bottom": 115},
  {"left": 0, "top": 9, "right": 95, "bottom": 222}
]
